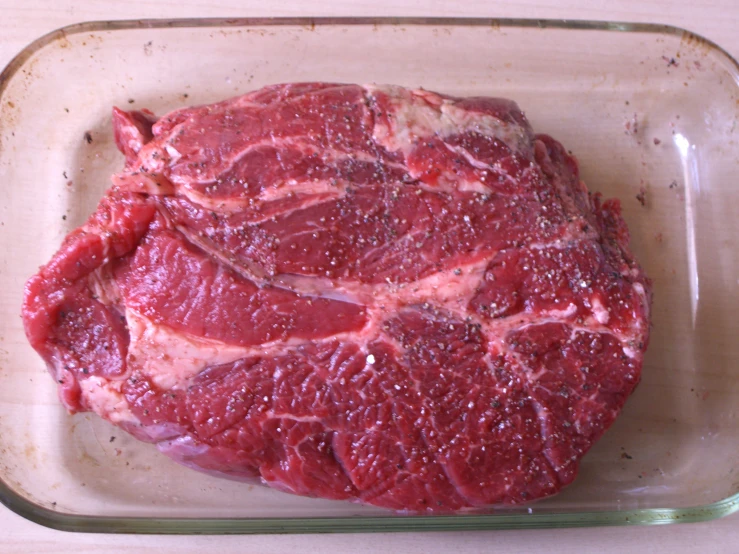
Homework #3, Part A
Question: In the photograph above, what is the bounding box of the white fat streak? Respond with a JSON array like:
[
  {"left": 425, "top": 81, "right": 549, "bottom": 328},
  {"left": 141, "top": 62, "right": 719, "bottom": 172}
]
[
  {"left": 134, "top": 141, "right": 169, "bottom": 175},
  {"left": 568, "top": 320, "right": 626, "bottom": 353},
  {"left": 164, "top": 144, "right": 181, "bottom": 161},
  {"left": 366, "top": 84, "right": 530, "bottom": 157},
  {"left": 416, "top": 171, "right": 492, "bottom": 194},
  {"left": 387, "top": 258, "right": 490, "bottom": 308},
  {"left": 436, "top": 142, "right": 497, "bottom": 194},
  {"left": 490, "top": 304, "right": 579, "bottom": 382},
  {"left": 591, "top": 297, "right": 610, "bottom": 325},
  {"left": 563, "top": 315, "right": 643, "bottom": 360},
  {"left": 257, "top": 180, "right": 344, "bottom": 203},
  {"left": 455, "top": 179, "right": 492, "bottom": 194},
  {"left": 621, "top": 281, "right": 650, "bottom": 359},
  {"left": 633, "top": 282, "right": 648, "bottom": 317},
  {"left": 442, "top": 142, "right": 494, "bottom": 171},
  {"left": 175, "top": 181, "right": 344, "bottom": 214},
  {"left": 126, "top": 308, "right": 385, "bottom": 390},
  {"left": 273, "top": 256, "right": 490, "bottom": 309},
  {"left": 111, "top": 172, "right": 174, "bottom": 196},
  {"left": 440, "top": 142, "right": 515, "bottom": 194},
  {"left": 88, "top": 267, "right": 122, "bottom": 305},
  {"left": 78, "top": 377, "right": 137, "bottom": 424},
  {"left": 622, "top": 345, "right": 638, "bottom": 359},
  {"left": 527, "top": 221, "right": 598, "bottom": 250},
  {"left": 126, "top": 310, "right": 253, "bottom": 390},
  {"left": 263, "top": 412, "right": 323, "bottom": 423}
]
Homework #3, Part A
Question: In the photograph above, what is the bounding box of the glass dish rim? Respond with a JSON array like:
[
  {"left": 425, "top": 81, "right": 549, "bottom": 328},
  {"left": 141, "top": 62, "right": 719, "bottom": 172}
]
[{"left": 1, "top": 16, "right": 738, "bottom": 534}]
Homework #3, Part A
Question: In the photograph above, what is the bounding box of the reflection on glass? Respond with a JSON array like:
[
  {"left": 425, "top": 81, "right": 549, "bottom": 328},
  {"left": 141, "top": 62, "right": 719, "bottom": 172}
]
[{"left": 674, "top": 133, "right": 700, "bottom": 326}]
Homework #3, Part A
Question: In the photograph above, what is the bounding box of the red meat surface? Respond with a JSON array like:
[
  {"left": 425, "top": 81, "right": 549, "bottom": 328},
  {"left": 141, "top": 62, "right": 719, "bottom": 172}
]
[{"left": 22, "top": 83, "right": 651, "bottom": 512}]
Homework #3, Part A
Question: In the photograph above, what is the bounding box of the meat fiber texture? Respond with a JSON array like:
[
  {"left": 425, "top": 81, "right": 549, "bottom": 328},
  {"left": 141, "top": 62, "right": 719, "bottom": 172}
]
[{"left": 22, "top": 83, "right": 652, "bottom": 512}]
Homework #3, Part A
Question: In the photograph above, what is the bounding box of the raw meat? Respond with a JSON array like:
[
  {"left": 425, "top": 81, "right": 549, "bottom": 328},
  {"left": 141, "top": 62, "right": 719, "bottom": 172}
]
[{"left": 22, "top": 83, "right": 652, "bottom": 512}]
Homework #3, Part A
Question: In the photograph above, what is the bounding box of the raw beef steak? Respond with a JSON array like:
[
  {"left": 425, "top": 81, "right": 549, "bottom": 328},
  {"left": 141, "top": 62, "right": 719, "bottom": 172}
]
[{"left": 22, "top": 83, "right": 652, "bottom": 512}]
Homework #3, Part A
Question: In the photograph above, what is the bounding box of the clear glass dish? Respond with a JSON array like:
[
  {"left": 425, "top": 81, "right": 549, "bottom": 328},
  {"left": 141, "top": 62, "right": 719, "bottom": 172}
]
[{"left": 1, "top": 17, "right": 738, "bottom": 534}]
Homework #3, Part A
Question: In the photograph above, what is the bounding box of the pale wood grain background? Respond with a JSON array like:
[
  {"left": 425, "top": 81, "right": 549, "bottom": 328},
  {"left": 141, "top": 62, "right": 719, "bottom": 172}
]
[{"left": 0, "top": 1, "right": 736, "bottom": 552}]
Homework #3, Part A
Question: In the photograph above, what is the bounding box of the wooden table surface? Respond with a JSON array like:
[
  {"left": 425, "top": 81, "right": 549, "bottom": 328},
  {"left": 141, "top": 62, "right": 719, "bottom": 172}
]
[{"left": 1, "top": 0, "right": 736, "bottom": 552}]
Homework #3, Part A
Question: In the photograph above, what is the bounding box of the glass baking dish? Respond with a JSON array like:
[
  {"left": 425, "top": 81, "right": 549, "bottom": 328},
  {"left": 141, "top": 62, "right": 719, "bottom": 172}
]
[{"left": 1, "top": 17, "right": 738, "bottom": 534}]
